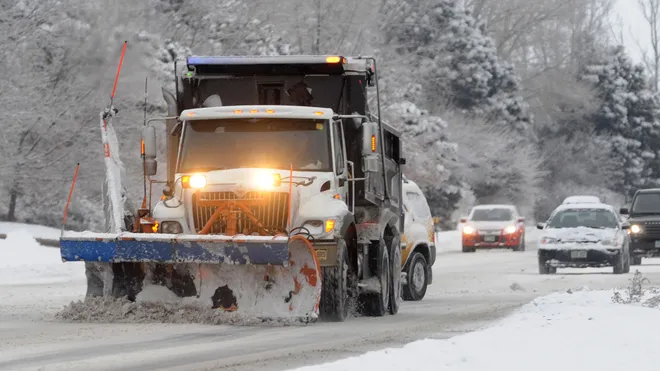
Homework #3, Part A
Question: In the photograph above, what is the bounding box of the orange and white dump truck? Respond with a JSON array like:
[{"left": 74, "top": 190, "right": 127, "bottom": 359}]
[{"left": 59, "top": 55, "right": 406, "bottom": 322}]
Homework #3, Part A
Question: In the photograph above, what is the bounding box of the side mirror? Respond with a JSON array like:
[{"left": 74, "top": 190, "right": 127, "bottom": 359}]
[
  {"left": 142, "top": 126, "right": 157, "bottom": 176},
  {"left": 620, "top": 207, "right": 629, "bottom": 215},
  {"left": 536, "top": 222, "right": 546, "bottom": 230},
  {"left": 432, "top": 216, "right": 440, "bottom": 225},
  {"left": 459, "top": 218, "right": 467, "bottom": 223},
  {"left": 621, "top": 222, "right": 631, "bottom": 230},
  {"left": 145, "top": 159, "right": 157, "bottom": 176},
  {"left": 398, "top": 158, "right": 406, "bottom": 165},
  {"left": 142, "top": 126, "right": 157, "bottom": 159}
]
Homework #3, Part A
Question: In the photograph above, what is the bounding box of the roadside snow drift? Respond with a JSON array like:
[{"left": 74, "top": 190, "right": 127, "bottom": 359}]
[
  {"left": 291, "top": 285, "right": 660, "bottom": 371},
  {"left": 0, "top": 227, "right": 83, "bottom": 285}
]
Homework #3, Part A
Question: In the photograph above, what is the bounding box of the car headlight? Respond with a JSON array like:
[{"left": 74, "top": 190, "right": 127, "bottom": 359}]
[
  {"left": 630, "top": 224, "right": 642, "bottom": 234},
  {"left": 462, "top": 226, "right": 475, "bottom": 235},
  {"left": 541, "top": 236, "right": 557, "bottom": 244},
  {"left": 600, "top": 238, "right": 616, "bottom": 246},
  {"left": 504, "top": 225, "right": 517, "bottom": 234},
  {"left": 160, "top": 221, "right": 183, "bottom": 234}
]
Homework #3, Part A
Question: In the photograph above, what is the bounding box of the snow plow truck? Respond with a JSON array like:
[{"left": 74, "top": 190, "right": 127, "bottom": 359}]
[{"left": 59, "top": 54, "right": 406, "bottom": 322}]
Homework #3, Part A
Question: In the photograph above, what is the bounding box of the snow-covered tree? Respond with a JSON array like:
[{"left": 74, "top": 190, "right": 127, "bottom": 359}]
[
  {"left": 154, "top": 0, "right": 296, "bottom": 56},
  {"left": 383, "top": 0, "right": 532, "bottom": 132},
  {"left": 445, "top": 111, "right": 543, "bottom": 216},
  {"left": 384, "top": 102, "right": 462, "bottom": 228},
  {"left": 582, "top": 45, "right": 660, "bottom": 196}
]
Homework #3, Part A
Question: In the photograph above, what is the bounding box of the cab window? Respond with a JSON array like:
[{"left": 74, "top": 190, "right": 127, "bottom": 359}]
[
  {"left": 333, "top": 121, "right": 345, "bottom": 175},
  {"left": 406, "top": 191, "right": 431, "bottom": 218}
]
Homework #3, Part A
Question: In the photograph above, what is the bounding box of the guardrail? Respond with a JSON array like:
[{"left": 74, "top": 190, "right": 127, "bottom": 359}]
[{"left": 0, "top": 234, "right": 60, "bottom": 248}]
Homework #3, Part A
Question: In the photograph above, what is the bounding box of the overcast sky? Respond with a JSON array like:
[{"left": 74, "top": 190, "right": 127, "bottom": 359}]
[{"left": 614, "top": 0, "right": 650, "bottom": 64}]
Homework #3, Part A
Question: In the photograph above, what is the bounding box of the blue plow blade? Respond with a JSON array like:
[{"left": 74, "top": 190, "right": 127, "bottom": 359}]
[{"left": 59, "top": 232, "right": 290, "bottom": 265}]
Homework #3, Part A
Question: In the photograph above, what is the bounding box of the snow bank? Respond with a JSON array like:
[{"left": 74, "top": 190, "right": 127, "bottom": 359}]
[
  {"left": 290, "top": 287, "right": 660, "bottom": 371},
  {"left": 0, "top": 228, "right": 83, "bottom": 286},
  {"left": 0, "top": 221, "right": 61, "bottom": 240}
]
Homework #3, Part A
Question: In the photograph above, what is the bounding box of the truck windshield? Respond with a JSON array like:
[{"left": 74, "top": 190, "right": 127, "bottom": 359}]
[
  {"left": 178, "top": 118, "right": 332, "bottom": 172},
  {"left": 631, "top": 193, "right": 660, "bottom": 214}
]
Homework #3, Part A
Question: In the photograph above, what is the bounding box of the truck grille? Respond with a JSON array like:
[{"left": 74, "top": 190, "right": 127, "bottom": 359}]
[
  {"left": 643, "top": 221, "right": 660, "bottom": 238},
  {"left": 192, "top": 191, "right": 290, "bottom": 235}
]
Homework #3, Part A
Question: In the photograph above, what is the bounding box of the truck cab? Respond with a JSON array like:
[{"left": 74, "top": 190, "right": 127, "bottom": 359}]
[{"left": 142, "top": 55, "right": 406, "bottom": 321}]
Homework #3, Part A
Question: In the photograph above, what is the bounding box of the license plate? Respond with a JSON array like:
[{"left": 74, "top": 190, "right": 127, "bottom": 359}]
[
  {"left": 571, "top": 251, "right": 588, "bottom": 259},
  {"left": 484, "top": 236, "right": 496, "bottom": 242},
  {"left": 316, "top": 249, "right": 327, "bottom": 261}
]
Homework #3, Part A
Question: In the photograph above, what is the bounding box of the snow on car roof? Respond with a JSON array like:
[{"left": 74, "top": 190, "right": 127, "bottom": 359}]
[
  {"left": 471, "top": 204, "right": 516, "bottom": 210},
  {"left": 552, "top": 202, "right": 615, "bottom": 212},
  {"left": 562, "top": 195, "right": 601, "bottom": 204}
]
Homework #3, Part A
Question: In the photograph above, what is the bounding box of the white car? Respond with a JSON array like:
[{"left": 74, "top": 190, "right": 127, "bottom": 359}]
[
  {"left": 537, "top": 202, "right": 631, "bottom": 274},
  {"left": 460, "top": 204, "right": 526, "bottom": 252},
  {"left": 400, "top": 178, "right": 436, "bottom": 301},
  {"left": 562, "top": 195, "right": 601, "bottom": 204}
]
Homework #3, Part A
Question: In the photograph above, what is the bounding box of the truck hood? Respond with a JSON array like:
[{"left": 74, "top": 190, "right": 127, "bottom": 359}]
[{"left": 542, "top": 227, "right": 617, "bottom": 243}]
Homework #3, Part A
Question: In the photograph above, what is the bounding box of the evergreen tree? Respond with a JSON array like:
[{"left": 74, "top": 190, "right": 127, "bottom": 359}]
[
  {"left": 382, "top": 0, "right": 531, "bottom": 132},
  {"left": 582, "top": 46, "right": 660, "bottom": 196},
  {"left": 384, "top": 101, "right": 462, "bottom": 228}
]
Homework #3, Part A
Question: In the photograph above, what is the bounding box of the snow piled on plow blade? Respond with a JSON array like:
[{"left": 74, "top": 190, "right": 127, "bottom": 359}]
[
  {"left": 57, "top": 233, "right": 322, "bottom": 325},
  {"left": 59, "top": 231, "right": 291, "bottom": 265}
]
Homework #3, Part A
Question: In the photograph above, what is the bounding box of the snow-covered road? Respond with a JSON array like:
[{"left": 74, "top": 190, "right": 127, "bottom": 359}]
[{"left": 2, "top": 225, "right": 660, "bottom": 371}]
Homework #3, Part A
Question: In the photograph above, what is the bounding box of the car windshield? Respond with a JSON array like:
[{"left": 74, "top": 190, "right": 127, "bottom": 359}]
[
  {"left": 470, "top": 208, "right": 513, "bottom": 221},
  {"left": 178, "top": 118, "right": 332, "bottom": 172},
  {"left": 631, "top": 193, "right": 660, "bottom": 215},
  {"left": 547, "top": 208, "right": 619, "bottom": 229}
]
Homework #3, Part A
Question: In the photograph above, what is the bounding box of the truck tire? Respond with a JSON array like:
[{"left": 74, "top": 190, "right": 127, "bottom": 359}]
[
  {"left": 631, "top": 255, "right": 642, "bottom": 266},
  {"left": 320, "top": 237, "right": 351, "bottom": 321},
  {"left": 402, "top": 252, "right": 428, "bottom": 301},
  {"left": 388, "top": 233, "right": 402, "bottom": 315},
  {"left": 362, "top": 239, "right": 390, "bottom": 317},
  {"left": 462, "top": 245, "right": 476, "bottom": 253}
]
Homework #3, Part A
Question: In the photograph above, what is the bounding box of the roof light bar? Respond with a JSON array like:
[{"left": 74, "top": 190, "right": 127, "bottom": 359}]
[{"left": 186, "top": 55, "right": 347, "bottom": 66}]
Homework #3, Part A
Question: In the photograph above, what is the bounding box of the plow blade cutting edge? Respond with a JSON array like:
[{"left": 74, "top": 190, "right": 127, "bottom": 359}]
[{"left": 60, "top": 232, "right": 322, "bottom": 321}]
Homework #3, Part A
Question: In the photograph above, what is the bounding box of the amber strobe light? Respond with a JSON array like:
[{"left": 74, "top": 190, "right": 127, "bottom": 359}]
[{"left": 371, "top": 135, "right": 376, "bottom": 152}]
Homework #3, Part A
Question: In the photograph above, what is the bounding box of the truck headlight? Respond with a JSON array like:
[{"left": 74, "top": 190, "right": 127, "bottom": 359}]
[
  {"left": 160, "top": 221, "right": 183, "bottom": 234},
  {"left": 462, "top": 226, "right": 475, "bottom": 235},
  {"left": 630, "top": 224, "right": 642, "bottom": 234},
  {"left": 253, "top": 172, "right": 282, "bottom": 190},
  {"left": 189, "top": 174, "right": 207, "bottom": 189},
  {"left": 182, "top": 174, "right": 207, "bottom": 189}
]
